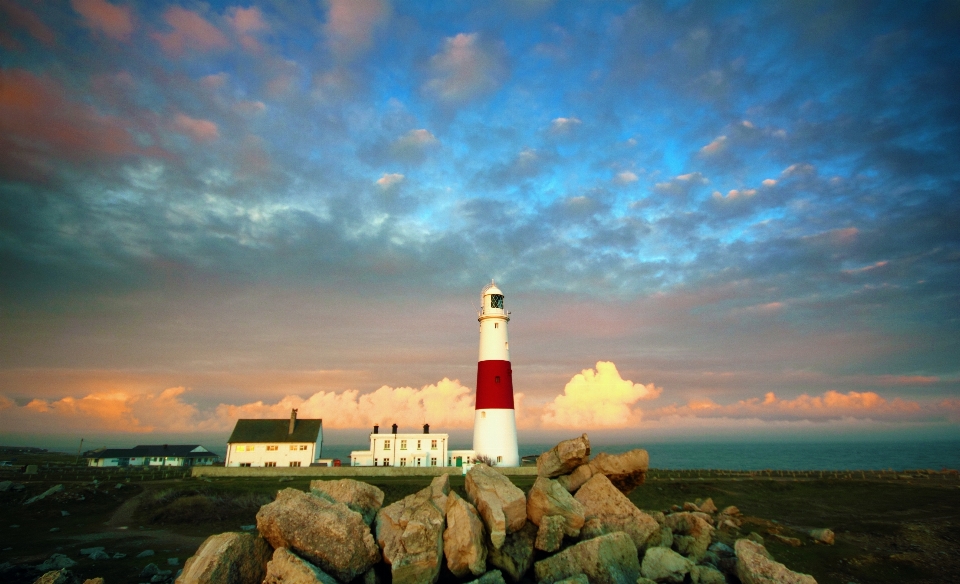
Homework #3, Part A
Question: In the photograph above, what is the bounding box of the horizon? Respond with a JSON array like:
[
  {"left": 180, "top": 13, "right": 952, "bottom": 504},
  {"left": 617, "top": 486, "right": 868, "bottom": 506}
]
[{"left": 1, "top": 1, "right": 959, "bottom": 448}]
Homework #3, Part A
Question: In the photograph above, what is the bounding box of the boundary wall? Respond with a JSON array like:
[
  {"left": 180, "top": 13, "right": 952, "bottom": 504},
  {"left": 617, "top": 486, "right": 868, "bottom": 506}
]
[{"left": 192, "top": 465, "right": 539, "bottom": 478}]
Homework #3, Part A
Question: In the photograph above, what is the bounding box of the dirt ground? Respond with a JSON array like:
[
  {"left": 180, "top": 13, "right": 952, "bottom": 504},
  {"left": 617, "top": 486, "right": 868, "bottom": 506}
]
[{"left": 1, "top": 463, "right": 957, "bottom": 583}]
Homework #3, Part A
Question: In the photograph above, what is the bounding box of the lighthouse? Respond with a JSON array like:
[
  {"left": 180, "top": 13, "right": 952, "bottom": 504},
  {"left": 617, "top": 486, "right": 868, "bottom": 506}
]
[{"left": 473, "top": 281, "right": 520, "bottom": 467}]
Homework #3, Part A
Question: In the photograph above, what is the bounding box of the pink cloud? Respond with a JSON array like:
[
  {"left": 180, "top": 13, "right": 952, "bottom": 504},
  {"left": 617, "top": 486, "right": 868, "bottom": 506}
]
[
  {"left": 71, "top": 0, "right": 134, "bottom": 41},
  {"left": 541, "top": 362, "right": 662, "bottom": 429},
  {"left": 325, "top": 0, "right": 390, "bottom": 59},
  {"left": 699, "top": 135, "right": 726, "bottom": 155},
  {"left": 0, "top": 0, "right": 56, "bottom": 47},
  {"left": 152, "top": 6, "right": 228, "bottom": 57},
  {"left": 173, "top": 113, "right": 219, "bottom": 142},
  {"left": 227, "top": 6, "right": 267, "bottom": 53},
  {"left": 424, "top": 33, "right": 508, "bottom": 104}
]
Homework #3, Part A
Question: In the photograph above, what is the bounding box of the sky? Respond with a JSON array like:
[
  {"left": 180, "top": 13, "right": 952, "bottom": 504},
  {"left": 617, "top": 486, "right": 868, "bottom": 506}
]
[{"left": 1, "top": 0, "right": 959, "bottom": 449}]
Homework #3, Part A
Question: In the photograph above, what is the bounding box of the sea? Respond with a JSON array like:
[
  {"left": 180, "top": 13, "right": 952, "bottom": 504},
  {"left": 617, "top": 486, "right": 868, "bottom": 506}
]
[{"left": 316, "top": 440, "right": 960, "bottom": 471}]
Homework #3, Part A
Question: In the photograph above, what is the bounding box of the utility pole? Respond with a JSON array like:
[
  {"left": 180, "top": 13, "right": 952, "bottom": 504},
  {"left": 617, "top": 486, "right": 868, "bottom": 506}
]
[{"left": 75, "top": 438, "right": 84, "bottom": 465}]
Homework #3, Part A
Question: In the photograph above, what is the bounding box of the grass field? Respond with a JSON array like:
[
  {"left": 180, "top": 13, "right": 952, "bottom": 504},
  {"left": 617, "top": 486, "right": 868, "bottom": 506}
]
[{"left": 1, "top": 451, "right": 958, "bottom": 583}]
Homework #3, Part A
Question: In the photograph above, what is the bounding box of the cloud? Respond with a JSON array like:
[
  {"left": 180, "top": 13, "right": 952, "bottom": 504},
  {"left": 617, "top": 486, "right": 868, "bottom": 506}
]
[
  {"left": 781, "top": 163, "right": 815, "bottom": 177},
  {"left": 541, "top": 362, "right": 662, "bottom": 429},
  {"left": 712, "top": 188, "right": 756, "bottom": 202},
  {"left": 152, "top": 6, "right": 229, "bottom": 57},
  {"left": 390, "top": 129, "right": 439, "bottom": 164},
  {"left": 71, "top": 0, "right": 134, "bottom": 41},
  {"left": 376, "top": 173, "right": 404, "bottom": 188},
  {"left": 424, "top": 33, "right": 508, "bottom": 105},
  {"left": 173, "top": 113, "right": 219, "bottom": 142},
  {"left": 550, "top": 117, "right": 582, "bottom": 134},
  {"left": 0, "top": 0, "right": 56, "bottom": 47},
  {"left": 699, "top": 135, "right": 727, "bottom": 155},
  {"left": 227, "top": 6, "right": 267, "bottom": 52},
  {"left": 762, "top": 178, "right": 777, "bottom": 187},
  {"left": 614, "top": 171, "right": 638, "bottom": 184},
  {"left": 325, "top": 0, "right": 390, "bottom": 59}
]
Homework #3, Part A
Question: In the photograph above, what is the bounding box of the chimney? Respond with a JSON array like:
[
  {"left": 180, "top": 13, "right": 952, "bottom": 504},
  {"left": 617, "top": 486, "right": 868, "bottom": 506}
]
[
  {"left": 391, "top": 423, "right": 398, "bottom": 434},
  {"left": 423, "top": 423, "right": 430, "bottom": 434},
  {"left": 289, "top": 409, "right": 298, "bottom": 435},
  {"left": 373, "top": 424, "right": 379, "bottom": 434}
]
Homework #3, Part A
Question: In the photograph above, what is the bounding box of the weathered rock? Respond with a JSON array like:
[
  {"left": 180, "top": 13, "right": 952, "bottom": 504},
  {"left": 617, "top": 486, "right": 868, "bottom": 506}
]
[
  {"left": 0, "top": 481, "right": 11, "bottom": 492},
  {"left": 526, "top": 476, "right": 585, "bottom": 537},
  {"left": 574, "top": 474, "right": 659, "bottom": 551},
  {"left": 558, "top": 450, "right": 650, "bottom": 494},
  {"left": 464, "top": 464, "right": 526, "bottom": 549},
  {"left": 721, "top": 505, "right": 740, "bottom": 516},
  {"left": 554, "top": 576, "right": 589, "bottom": 584},
  {"left": 310, "top": 479, "right": 385, "bottom": 525},
  {"left": 664, "top": 512, "right": 714, "bottom": 561},
  {"left": 640, "top": 546, "right": 693, "bottom": 583},
  {"left": 24, "top": 484, "right": 64, "bottom": 505},
  {"left": 735, "top": 539, "right": 817, "bottom": 584},
  {"left": 82, "top": 578, "right": 105, "bottom": 584},
  {"left": 770, "top": 533, "right": 802, "bottom": 547},
  {"left": 683, "top": 502, "right": 700, "bottom": 512},
  {"left": 36, "top": 554, "right": 76, "bottom": 572},
  {"left": 691, "top": 511, "right": 714, "bottom": 525},
  {"left": 258, "top": 488, "right": 379, "bottom": 582},
  {"left": 647, "top": 526, "right": 673, "bottom": 549},
  {"left": 175, "top": 532, "right": 271, "bottom": 584},
  {"left": 636, "top": 579, "right": 656, "bottom": 584},
  {"left": 808, "top": 528, "right": 835, "bottom": 545},
  {"left": 443, "top": 491, "right": 487, "bottom": 578},
  {"left": 464, "top": 569, "right": 508, "bottom": 584},
  {"left": 536, "top": 434, "right": 591, "bottom": 478},
  {"left": 535, "top": 515, "right": 565, "bottom": 553},
  {"left": 487, "top": 521, "right": 536, "bottom": 583},
  {"left": 32, "top": 570, "right": 74, "bottom": 584},
  {"left": 376, "top": 477, "right": 447, "bottom": 584},
  {"left": 87, "top": 551, "right": 110, "bottom": 561},
  {"left": 262, "top": 547, "right": 337, "bottom": 584},
  {"left": 141, "top": 564, "right": 160, "bottom": 578},
  {"left": 137, "top": 550, "right": 156, "bottom": 558},
  {"left": 708, "top": 542, "right": 735, "bottom": 557},
  {"left": 746, "top": 532, "right": 764, "bottom": 545},
  {"left": 79, "top": 548, "right": 105, "bottom": 557},
  {"left": 534, "top": 532, "right": 640, "bottom": 584},
  {"left": 699, "top": 498, "right": 718, "bottom": 514},
  {"left": 429, "top": 474, "right": 451, "bottom": 509},
  {"left": 690, "top": 564, "right": 726, "bottom": 584}
]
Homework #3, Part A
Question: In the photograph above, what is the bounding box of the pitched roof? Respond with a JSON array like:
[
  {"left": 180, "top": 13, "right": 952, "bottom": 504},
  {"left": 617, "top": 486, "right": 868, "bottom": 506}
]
[
  {"left": 84, "top": 444, "right": 219, "bottom": 459},
  {"left": 227, "top": 418, "right": 322, "bottom": 444}
]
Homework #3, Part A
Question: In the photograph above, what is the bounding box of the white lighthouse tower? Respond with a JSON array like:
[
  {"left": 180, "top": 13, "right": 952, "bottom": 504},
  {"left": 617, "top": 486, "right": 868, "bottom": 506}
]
[{"left": 473, "top": 281, "right": 520, "bottom": 467}]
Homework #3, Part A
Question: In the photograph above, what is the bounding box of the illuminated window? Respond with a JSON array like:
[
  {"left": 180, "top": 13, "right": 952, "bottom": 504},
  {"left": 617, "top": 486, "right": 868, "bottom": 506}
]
[
  {"left": 267, "top": 445, "right": 278, "bottom": 451},
  {"left": 431, "top": 440, "right": 437, "bottom": 449},
  {"left": 289, "top": 445, "right": 298, "bottom": 451},
  {"left": 383, "top": 440, "right": 391, "bottom": 450},
  {"left": 491, "top": 294, "right": 503, "bottom": 308},
  {"left": 400, "top": 440, "right": 407, "bottom": 450},
  {"left": 265, "top": 462, "right": 276, "bottom": 467},
  {"left": 289, "top": 461, "right": 301, "bottom": 467}
]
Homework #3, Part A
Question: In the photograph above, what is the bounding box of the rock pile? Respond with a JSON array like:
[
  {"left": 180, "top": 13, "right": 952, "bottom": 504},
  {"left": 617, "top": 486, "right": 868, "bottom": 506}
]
[{"left": 172, "top": 434, "right": 819, "bottom": 584}]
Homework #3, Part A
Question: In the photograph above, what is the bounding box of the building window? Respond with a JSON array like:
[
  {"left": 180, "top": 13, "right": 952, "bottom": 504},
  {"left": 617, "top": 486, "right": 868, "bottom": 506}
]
[
  {"left": 265, "top": 462, "right": 277, "bottom": 467},
  {"left": 431, "top": 439, "right": 437, "bottom": 449},
  {"left": 289, "top": 461, "right": 301, "bottom": 467},
  {"left": 400, "top": 440, "right": 407, "bottom": 450},
  {"left": 431, "top": 457, "right": 437, "bottom": 466},
  {"left": 289, "top": 445, "right": 298, "bottom": 450},
  {"left": 417, "top": 440, "right": 421, "bottom": 450},
  {"left": 494, "top": 323, "right": 498, "bottom": 328},
  {"left": 400, "top": 458, "right": 407, "bottom": 466},
  {"left": 239, "top": 463, "right": 251, "bottom": 467},
  {"left": 235, "top": 445, "right": 255, "bottom": 452},
  {"left": 497, "top": 456, "right": 503, "bottom": 463},
  {"left": 384, "top": 458, "right": 390, "bottom": 466},
  {"left": 384, "top": 440, "right": 391, "bottom": 450},
  {"left": 374, "top": 458, "right": 378, "bottom": 465},
  {"left": 300, "top": 445, "right": 308, "bottom": 450},
  {"left": 267, "top": 445, "right": 278, "bottom": 451},
  {"left": 416, "top": 458, "right": 421, "bottom": 466}
]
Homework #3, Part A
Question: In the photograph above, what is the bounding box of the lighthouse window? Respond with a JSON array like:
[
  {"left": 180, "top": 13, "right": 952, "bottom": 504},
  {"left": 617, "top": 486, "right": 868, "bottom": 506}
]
[
  {"left": 494, "top": 323, "right": 498, "bottom": 328},
  {"left": 491, "top": 294, "right": 504, "bottom": 308}
]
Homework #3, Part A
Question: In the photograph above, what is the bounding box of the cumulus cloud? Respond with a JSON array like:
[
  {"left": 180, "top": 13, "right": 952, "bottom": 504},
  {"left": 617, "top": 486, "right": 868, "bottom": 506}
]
[
  {"left": 541, "top": 362, "right": 662, "bottom": 429},
  {"left": 152, "top": 6, "right": 228, "bottom": 57},
  {"left": 762, "top": 178, "right": 777, "bottom": 187},
  {"left": 424, "top": 33, "right": 508, "bottom": 105},
  {"left": 699, "top": 135, "right": 727, "bottom": 155},
  {"left": 227, "top": 6, "right": 267, "bottom": 52},
  {"left": 325, "top": 0, "right": 390, "bottom": 59},
  {"left": 614, "top": 171, "right": 638, "bottom": 184},
  {"left": 71, "top": 0, "right": 134, "bottom": 41},
  {"left": 712, "top": 188, "right": 756, "bottom": 201},
  {"left": 173, "top": 113, "right": 219, "bottom": 142},
  {"left": 376, "top": 172, "right": 404, "bottom": 188}
]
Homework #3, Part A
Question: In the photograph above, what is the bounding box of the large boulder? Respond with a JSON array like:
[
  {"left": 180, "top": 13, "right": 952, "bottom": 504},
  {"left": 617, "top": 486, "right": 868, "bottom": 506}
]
[
  {"left": 526, "top": 476, "right": 585, "bottom": 537},
  {"left": 464, "top": 464, "right": 526, "bottom": 549},
  {"left": 32, "top": 570, "right": 73, "bottom": 584},
  {"left": 175, "top": 532, "right": 271, "bottom": 584},
  {"left": 257, "top": 488, "right": 379, "bottom": 582},
  {"left": 808, "top": 528, "right": 835, "bottom": 545},
  {"left": 691, "top": 565, "right": 726, "bottom": 584},
  {"left": 376, "top": 476, "right": 448, "bottom": 584},
  {"left": 735, "top": 539, "right": 817, "bottom": 584},
  {"left": 534, "top": 515, "right": 565, "bottom": 553},
  {"left": 487, "top": 521, "right": 536, "bottom": 583},
  {"left": 262, "top": 547, "right": 337, "bottom": 584},
  {"left": 663, "top": 512, "right": 714, "bottom": 561},
  {"left": 533, "top": 532, "right": 641, "bottom": 584},
  {"left": 310, "top": 479, "right": 385, "bottom": 525},
  {"left": 443, "top": 491, "right": 487, "bottom": 579},
  {"left": 465, "top": 570, "right": 508, "bottom": 584},
  {"left": 558, "top": 450, "right": 649, "bottom": 494},
  {"left": 574, "top": 474, "right": 659, "bottom": 551},
  {"left": 35, "top": 555, "right": 76, "bottom": 572},
  {"left": 536, "top": 434, "right": 591, "bottom": 478},
  {"left": 640, "top": 547, "right": 693, "bottom": 583}
]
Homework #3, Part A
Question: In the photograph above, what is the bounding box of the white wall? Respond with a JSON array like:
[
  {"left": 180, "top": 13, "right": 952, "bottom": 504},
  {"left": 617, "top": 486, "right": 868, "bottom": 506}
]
[
  {"left": 225, "top": 442, "right": 316, "bottom": 467},
  {"left": 350, "top": 433, "right": 449, "bottom": 467}
]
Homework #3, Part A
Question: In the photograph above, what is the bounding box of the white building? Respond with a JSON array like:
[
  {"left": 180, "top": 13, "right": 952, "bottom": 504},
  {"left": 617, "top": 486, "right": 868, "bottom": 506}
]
[
  {"left": 225, "top": 409, "right": 322, "bottom": 468},
  {"left": 350, "top": 424, "right": 476, "bottom": 467},
  {"left": 85, "top": 444, "right": 218, "bottom": 467}
]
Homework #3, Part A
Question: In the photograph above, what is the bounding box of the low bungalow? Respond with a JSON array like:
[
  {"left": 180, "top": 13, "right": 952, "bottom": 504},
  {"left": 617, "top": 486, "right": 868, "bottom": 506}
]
[{"left": 85, "top": 444, "right": 219, "bottom": 467}]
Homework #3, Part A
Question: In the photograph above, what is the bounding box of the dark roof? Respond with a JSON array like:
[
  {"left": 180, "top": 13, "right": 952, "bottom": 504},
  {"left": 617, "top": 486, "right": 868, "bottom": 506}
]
[
  {"left": 84, "top": 445, "right": 218, "bottom": 459},
  {"left": 227, "top": 419, "right": 322, "bottom": 444}
]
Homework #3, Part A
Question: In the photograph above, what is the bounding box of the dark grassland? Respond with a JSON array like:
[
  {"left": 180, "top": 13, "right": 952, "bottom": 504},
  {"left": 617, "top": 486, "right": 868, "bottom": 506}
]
[{"left": 1, "top": 451, "right": 957, "bottom": 583}]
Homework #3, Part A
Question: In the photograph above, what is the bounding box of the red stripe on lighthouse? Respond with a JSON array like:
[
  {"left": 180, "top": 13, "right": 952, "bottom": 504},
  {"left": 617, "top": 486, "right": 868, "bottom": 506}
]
[{"left": 476, "top": 360, "right": 514, "bottom": 409}]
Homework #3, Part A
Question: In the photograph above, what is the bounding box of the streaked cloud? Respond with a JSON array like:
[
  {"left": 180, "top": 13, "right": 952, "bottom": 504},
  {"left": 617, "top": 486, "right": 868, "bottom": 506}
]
[
  {"left": 71, "top": 0, "right": 134, "bottom": 41},
  {"left": 152, "top": 6, "right": 229, "bottom": 56}
]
